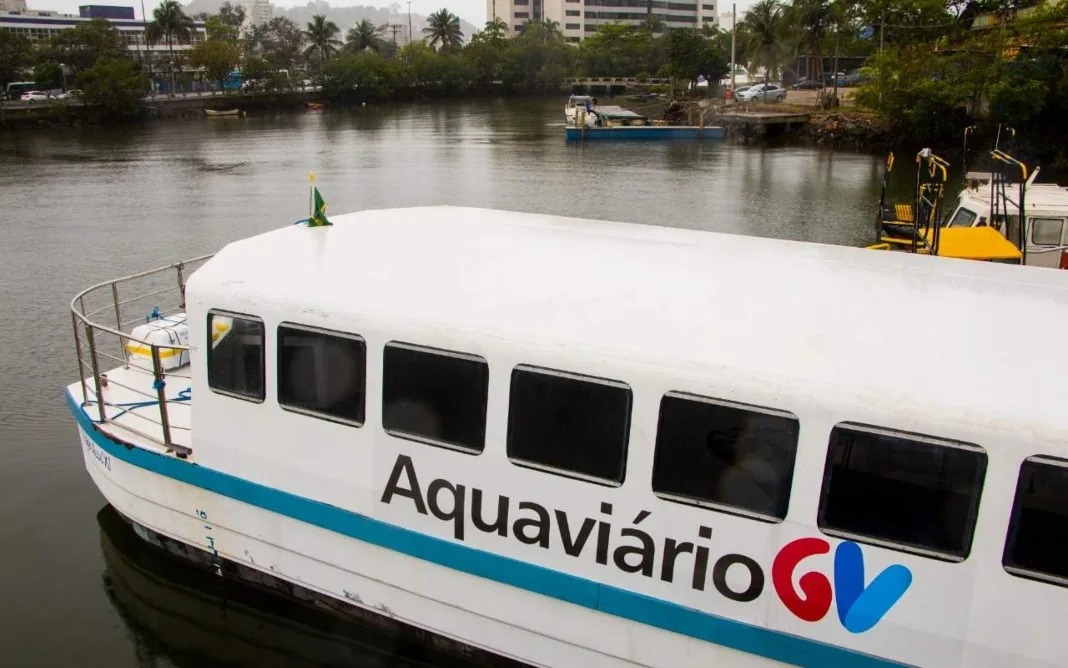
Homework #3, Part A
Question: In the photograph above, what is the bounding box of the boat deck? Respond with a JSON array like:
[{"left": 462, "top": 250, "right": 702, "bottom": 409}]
[{"left": 70, "top": 363, "right": 193, "bottom": 456}]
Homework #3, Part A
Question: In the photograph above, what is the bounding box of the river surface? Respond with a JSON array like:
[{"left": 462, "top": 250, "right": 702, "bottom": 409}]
[{"left": 0, "top": 98, "right": 888, "bottom": 666}]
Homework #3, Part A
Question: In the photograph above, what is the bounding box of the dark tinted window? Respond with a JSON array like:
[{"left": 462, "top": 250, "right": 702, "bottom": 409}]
[
  {"left": 507, "top": 366, "right": 631, "bottom": 484},
  {"left": 1004, "top": 457, "right": 1068, "bottom": 584},
  {"left": 278, "top": 324, "right": 365, "bottom": 425},
  {"left": 653, "top": 393, "right": 798, "bottom": 521},
  {"left": 382, "top": 343, "right": 488, "bottom": 453},
  {"left": 207, "top": 312, "right": 264, "bottom": 401},
  {"left": 818, "top": 424, "right": 986, "bottom": 559}
]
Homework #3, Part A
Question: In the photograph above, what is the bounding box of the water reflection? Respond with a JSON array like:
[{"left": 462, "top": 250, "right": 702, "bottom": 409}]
[{"left": 97, "top": 505, "right": 502, "bottom": 668}]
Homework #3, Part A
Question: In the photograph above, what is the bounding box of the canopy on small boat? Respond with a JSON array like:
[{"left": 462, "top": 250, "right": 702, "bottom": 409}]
[{"left": 589, "top": 106, "right": 647, "bottom": 121}]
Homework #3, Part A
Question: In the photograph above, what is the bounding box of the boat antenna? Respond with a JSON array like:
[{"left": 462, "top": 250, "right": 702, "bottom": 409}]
[{"left": 962, "top": 125, "right": 975, "bottom": 178}]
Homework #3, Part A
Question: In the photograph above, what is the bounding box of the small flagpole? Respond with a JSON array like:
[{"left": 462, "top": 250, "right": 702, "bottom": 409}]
[{"left": 308, "top": 172, "right": 316, "bottom": 219}]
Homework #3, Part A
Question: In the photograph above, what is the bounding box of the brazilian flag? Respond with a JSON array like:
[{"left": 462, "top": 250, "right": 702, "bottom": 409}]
[{"left": 308, "top": 186, "right": 332, "bottom": 227}]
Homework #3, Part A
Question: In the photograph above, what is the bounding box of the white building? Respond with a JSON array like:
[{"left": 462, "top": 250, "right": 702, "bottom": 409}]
[
  {"left": 718, "top": 9, "right": 735, "bottom": 30},
  {"left": 0, "top": 10, "right": 206, "bottom": 69},
  {"left": 488, "top": 0, "right": 716, "bottom": 41},
  {"left": 0, "top": 0, "right": 28, "bottom": 11},
  {"left": 238, "top": 0, "right": 273, "bottom": 29}
]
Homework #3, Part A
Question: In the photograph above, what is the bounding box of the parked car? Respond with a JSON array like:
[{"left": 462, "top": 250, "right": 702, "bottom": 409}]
[
  {"left": 822, "top": 71, "right": 847, "bottom": 87},
  {"left": 55, "top": 89, "right": 82, "bottom": 99},
  {"left": 791, "top": 79, "right": 824, "bottom": 90},
  {"left": 20, "top": 91, "right": 50, "bottom": 102},
  {"left": 737, "top": 83, "right": 787, "bottom": 102},
  {"left": 843, "top": 69, "right": 866, "bottom": 86}
]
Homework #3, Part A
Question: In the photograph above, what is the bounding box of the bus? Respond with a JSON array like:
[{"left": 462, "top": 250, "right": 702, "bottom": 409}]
[
  {"left": 222, "top": 70, "right": 241, "bottom": 91},
  {"left": 5, "top": 81, "right": 37, "bottom": 100}
]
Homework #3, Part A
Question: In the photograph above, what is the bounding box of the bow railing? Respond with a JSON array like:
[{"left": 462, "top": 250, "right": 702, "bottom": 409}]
[{"left": 70, "top": 255, "right": 213, "bottom": 456}]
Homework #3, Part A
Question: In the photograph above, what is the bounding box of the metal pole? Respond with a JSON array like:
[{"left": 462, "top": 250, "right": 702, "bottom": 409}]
[
  {"left": 151, "top": 346, "right": 173, "bottom": 450},
  {"left": 833, "top": 25, "right": 840, "bottom": 98},
  {"left": 730, "top": 3, "right": 736, "bottom": 93},
  {"left": 879, "top": 11, "right": 884, "bottom": 54},
  {"left": 176, "top": 262, "right": 187, "bottom": 309},
  {"left": 407, "top": 1, "right": 413, "bottom": 45},
  {"left": 72, "top": 312, "right": 89, "bottom": 407},
  {"left": 85, "top": 324, "right": 107, "bottom": 424},
  {"left": 111, "top": 282, "right": 124, "bottom": 364}
]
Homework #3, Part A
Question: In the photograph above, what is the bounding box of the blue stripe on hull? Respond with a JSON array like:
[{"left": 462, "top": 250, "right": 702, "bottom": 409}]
[
  {"left": 564, "top": 126, "right": 726, "bottom": 141},
  {"left": 66, "top": 390, "right": 907, "bottom": 668}
]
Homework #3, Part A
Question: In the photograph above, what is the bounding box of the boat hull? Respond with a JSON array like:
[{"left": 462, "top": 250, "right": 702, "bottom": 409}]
[
  {"left": 70, "top": 391, "right": 793, "bottom": 668},
  {"left": 565, "top": 126, "right": 725, "bottom": 141}
]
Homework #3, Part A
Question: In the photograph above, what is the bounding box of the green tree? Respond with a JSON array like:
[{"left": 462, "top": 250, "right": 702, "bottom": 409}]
[
  {"left": 246, "top": 17, "right": 304, "bottom": 72},
  {"left": 0, "top": 29, "right": 32, "bottom": 89},
  {"left": 146, "top": 0, "right": 195, "bottom": 94},
  {"left": 204, "top": 3, "right": 246, "bottom": 45},
  {"left": 662, "top": 28, "right": 728, "bottom": 89},
  {"left": 218, "top": 2, "right": 246, "bottom": 37},
  {"left": 465, "top": 22, "right": 508, "bottom": 83},
  {"left": 481, "top": 17, "right": 508, "bottom": 42},
  {"left": 740, "top": 0, "right": 793, "bottom": 82},
  {"left": 32, "top": 61, "right": 63, "bottom": 89},
  {"left": 190, "top": 39, "right": 242, "bottom": 91},
  {"left": 346, "top": 19, "right": 384, "bottom": 54},
  {"left": 304, "top": 15, "right": 342, "bottom": 71},
  {"left": 502, "top": 20, "right": 572, "bottom": 93},
  {"left": 423, "top": 9, "right": 465, "bottom": 51},
  {"left": 794, "top": 0, "right": 832, "bottom": 81},
  {"left": 50, "top": 18, "right": 127, "bottom": 74},
  {"left": 327, "top": 51, "right": 403, "bottom": 98},
  {"left": 76, "top": 56, "right": 148, "bottom": 118},
  {"left": 577, "top": 23, "right": 654, "bottom": 77},
  {"left": 397, "top": 41, "right": 440, "bottom": 84}
]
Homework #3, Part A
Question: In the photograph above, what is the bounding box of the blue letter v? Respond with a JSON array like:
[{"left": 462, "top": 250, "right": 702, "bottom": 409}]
[{"left": 834, "top": 541, "right": 912, "bottom": 634}]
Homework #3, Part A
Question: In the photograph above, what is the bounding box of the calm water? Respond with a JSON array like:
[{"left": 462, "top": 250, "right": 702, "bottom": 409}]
[{"left": 0, "top": 98, "right": 886, "bottom": 666}]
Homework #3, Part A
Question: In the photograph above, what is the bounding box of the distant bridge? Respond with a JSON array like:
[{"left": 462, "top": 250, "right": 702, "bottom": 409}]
[{"left": 562, "top": 77, "right": 674, "bottom": 92}]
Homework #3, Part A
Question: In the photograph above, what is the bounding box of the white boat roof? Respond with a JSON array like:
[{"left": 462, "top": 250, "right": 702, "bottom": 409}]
[
  {"left": 189, "top": 206, "right": 1068, "bottom": 435},
  {"left": 963, "top": 181, "right": 1068, "bottom": 212}
]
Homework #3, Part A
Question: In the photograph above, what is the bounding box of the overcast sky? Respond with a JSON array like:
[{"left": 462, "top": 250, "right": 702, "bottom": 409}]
[{"left": 35, "top": 0, "right": 753, "bottom": 32}]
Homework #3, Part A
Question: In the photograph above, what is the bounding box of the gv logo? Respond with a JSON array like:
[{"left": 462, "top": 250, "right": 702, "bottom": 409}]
[{"left": 771, "top": 537, "right": 912, "bottom": 633}]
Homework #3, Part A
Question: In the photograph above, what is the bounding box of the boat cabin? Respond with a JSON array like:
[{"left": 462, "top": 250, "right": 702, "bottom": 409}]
[
  {"left": 944, "top": 171, "right": 1068, "bottom": 269},
  {"left": 872, "top": 150, "right": 1025, "bottom": 264}
]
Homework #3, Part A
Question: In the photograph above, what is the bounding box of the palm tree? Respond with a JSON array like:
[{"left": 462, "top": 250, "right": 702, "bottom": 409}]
[
  {"left": 146, "top": 0, "right": 194, "bottom": 96},
  {"left": 741, "top": 0, "right": 789, "bottom": 83},
  {"left": 482, "top": 17, "right": 507, "bottom": 42},
  {"left": 304, "top": 15, "right": 342, "bottom": 71},
  {"left": 423, "top": 9, "right": 464, "bottom": 50},
  {"left": 346, "top": 19, "right": 384, "bottom": 53},
  {"left": 794, "top": 0, "right": 831, "bottom": 81},
  {"left": 640, "top": 14, "right": 664, "bottom": 35}
]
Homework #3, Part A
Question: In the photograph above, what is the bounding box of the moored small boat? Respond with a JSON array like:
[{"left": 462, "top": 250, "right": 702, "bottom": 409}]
[{"left": 205, "top": 108, "right": 240, "bottom": 117}]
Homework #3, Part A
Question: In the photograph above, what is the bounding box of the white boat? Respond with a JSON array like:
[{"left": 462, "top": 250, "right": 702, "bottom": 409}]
[
  {"left": 68, "top": 206, "right": 1068, "bottom": 668},
  {"left": 943, "top": 164, "right": 1068, "bottom": 268},
  {"left": 565, "top": 94, "right": 595, "bottom": 124},
  {"left": 205, "top": 108, "right": 241, "bottom": 117}
]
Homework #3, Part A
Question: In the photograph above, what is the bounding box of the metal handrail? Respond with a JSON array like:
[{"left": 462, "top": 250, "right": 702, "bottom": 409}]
[{"left": 70, "top": 254, "right": 213, "bottom": 457}]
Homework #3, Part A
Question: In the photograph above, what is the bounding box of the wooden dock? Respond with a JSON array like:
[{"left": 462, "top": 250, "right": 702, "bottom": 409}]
[{"left": 716, "top": 111, "right": 812, "bottom": 137}]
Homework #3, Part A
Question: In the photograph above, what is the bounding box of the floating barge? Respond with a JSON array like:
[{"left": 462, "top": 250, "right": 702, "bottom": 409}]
[
  {"left": 565, "top": 124, "right": 726, "bottom": 141},
  {"left": 566, "top": 102, "right": 725, "bottom": 141}
]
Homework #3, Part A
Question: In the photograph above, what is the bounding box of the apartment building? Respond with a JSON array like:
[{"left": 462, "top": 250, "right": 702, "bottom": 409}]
[{"left": 488, "top": 0, "right": 717, "bottom": 41}]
